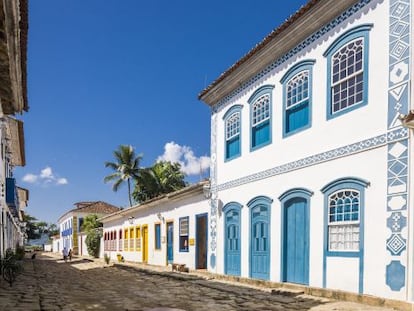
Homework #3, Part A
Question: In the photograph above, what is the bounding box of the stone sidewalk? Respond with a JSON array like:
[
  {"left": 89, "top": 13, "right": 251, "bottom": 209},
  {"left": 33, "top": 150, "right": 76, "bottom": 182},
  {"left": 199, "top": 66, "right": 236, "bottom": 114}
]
[{"left": 0, "top": 252, "right": 405, "bottom": 311}]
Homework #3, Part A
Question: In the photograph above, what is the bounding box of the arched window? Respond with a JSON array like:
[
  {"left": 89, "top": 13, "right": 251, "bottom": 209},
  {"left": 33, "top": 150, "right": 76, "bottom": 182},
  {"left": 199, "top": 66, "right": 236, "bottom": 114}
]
[
  {"left": 324, "top": 24, "right": 373, "bottom": 119},
  {"left": 321, "top": 177, "right": 369, "bottom": 253},
  {"left": 248, "top": 85, "right": 274, "bottom": 150},
  {"left": 281, "top": 60, "right": 315, "bottom": 136},
  {"left": 223, "top": 105, "right": 242, "bottom": 161}
]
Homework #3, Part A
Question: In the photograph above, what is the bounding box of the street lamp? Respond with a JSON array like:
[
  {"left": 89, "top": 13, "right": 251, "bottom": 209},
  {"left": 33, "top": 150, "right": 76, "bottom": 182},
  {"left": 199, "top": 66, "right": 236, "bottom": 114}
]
[{"left": 399, "top": 111, "right": 414, "bottom": 129}]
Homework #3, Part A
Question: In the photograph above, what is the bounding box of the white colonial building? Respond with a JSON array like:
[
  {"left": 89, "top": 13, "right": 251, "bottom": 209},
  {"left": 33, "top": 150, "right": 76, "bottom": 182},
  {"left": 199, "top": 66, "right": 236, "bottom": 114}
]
[
  {"left": 199, "top": 0, "right": 414, "bottom": 303},
  {"left": 99, "top": 182, "right": 209, "bottom": 271},
  {"left": 57, "top": 201, "right": 119, "bottom": 255},
  {"left": 0, "top": 0, "right": 29, "bottom": 257}
]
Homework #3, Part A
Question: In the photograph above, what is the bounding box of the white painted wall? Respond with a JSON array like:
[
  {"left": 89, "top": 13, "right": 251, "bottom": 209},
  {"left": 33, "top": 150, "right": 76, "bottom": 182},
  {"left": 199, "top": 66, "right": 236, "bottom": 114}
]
[{"left": 102, "top": 192, "right": 209, "bottom": 270}]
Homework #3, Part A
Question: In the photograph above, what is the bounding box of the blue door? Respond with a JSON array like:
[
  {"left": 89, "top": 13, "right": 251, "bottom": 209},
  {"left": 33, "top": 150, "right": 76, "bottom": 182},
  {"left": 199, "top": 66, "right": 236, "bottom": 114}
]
[
  {"left": 225, "top": 208, "right": 241, "bottom": 276},
  {"left": 250, "top": 204, "right": 270, "bottom": 280},
  {"left": 283, "top": 197, "right": 309, "bottom": 285},
  {"left": 167, "top": 222, "right": 174, "bottom": 264}
]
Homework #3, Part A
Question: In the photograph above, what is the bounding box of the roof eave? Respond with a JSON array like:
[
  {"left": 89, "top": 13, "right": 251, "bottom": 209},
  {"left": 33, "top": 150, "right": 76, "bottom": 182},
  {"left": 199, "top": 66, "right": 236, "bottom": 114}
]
[{"left": 199, "top": 0, "right": 359, "bottom": 106}]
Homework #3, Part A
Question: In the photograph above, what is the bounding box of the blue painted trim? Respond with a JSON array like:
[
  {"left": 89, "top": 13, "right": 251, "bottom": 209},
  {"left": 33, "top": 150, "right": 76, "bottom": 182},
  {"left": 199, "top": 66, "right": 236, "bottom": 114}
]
[
  {"left": 281, "top": 60, "right": 315, "bottom": 138},
  {"left": 279, "top": 188, "right": 312, "bottom": 285},
  {"left": 247, "top": 195, "right": 272, "bottom": 280},
  {"left": 223, "top": 105, "right": 243, "bottom": 162},
  {"left": 195, "top": 213, "right": 208, "bottom": 269},
  {"left": 320, "top": 177, "right": 370, "bottom": 193},
  {"left": 323, "top": 24, "right": 374, "bottom": 57},
  {"left": 223, "top": 104, "right": 243, "bottom": 120},
  {"left": 248, "top": 85, "right": 275, "bottom": 151},
  {"left": 223, "top": 202, "right": 242, "bottom": 276},
  {"left": 278, "top": 187, "right": 314, "bottom": 202},
  {"left": 247, "top": 195, "right": 273, "bottom": 207},
  {"left": 324, "top": 24, "right": 373, "bottom": 120},
  {"left": 222, "top": 201, "right": 243, "bottom": 212},
  {"left": 280, "top": 59, "right": 316, "bottom": 83},
  {"left": 321, "top": 177, "right": 369, "bottom": 294}
]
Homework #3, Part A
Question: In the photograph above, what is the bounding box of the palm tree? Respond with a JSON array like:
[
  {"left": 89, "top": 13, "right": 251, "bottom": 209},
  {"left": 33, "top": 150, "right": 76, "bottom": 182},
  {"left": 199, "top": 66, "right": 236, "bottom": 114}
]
[
  {"left": 104, "top": 145, "right": 142, "bottom": 206},
  {"left": 133, "top": 161, "right": 187, "bottom": 203}
]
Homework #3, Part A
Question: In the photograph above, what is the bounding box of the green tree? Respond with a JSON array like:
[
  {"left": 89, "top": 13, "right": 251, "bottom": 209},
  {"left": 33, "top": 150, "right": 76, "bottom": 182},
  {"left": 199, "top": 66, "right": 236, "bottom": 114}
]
[
  {"left": 133, "top": 161, "right": 187, "bottom": 203},
  {"left": 23, "top": 214, "right": 40, "bottom": 240},
  {"left": 104, "top": 145, "right": 143, "bottom": 207},
  {"left": 46, "top": 223, "right": 59, "bottom": 237},
  {"left": 81, "top": 214, "right": 102, "bottom": 233},
  {"left": 82, "top": 214, "right": 102, "bottom": 258}
]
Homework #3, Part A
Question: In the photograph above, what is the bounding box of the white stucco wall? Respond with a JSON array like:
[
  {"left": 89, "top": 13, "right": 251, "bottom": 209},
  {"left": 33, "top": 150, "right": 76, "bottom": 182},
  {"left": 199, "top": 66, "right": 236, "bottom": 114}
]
[{"left": 102, "top": 192, "right": 209, "bottom": 270}]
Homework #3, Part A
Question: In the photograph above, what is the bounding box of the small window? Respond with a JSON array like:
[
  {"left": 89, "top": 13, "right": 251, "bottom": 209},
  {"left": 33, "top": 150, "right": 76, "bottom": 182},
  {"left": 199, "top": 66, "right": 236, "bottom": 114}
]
[
  {"left": 155, "top": 224, "right": 161, "bottom": 250},
  {"left": 248, "top": 85, "right": 274, "bottom": 150},
  {"left": 179, "top": 217, "right": 189, "bottom": 252}
]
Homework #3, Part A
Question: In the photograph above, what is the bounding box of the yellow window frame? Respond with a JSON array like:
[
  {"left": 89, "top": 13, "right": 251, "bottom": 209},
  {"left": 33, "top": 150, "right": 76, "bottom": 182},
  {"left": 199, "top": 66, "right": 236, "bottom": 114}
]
[
  {"left": 129, "top": 227, "right": 134, "bottom": 251},
  {"left": 135, "top": 226, "right": 141, "bottom": 251},
  {"left": 124, "top": 228, "right": 129, "bottom": 251}
]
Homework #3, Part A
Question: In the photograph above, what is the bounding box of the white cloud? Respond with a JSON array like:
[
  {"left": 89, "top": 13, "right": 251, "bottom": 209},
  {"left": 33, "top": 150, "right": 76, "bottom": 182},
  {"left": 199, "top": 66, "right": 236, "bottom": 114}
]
[
  {"left": 157, "top": 142, "right": 210, "bottom": 176},
  {"left": 22, "top": 174, "right": 38, "bottom": 183},
  {"left": 40, "top": 167, "right": 53, "bottom": 179},
  {"left": 57, "top": 178, "right": 68, "bottom": 185},
  {"left": 22, "top": 166, "right": 68, "bottom": 186}
]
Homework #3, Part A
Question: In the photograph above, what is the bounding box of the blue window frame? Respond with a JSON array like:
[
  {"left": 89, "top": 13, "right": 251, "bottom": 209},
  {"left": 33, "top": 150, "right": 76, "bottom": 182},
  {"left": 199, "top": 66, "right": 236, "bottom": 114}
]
[
  {"left": 223, "top": 105, "right": 242, "bottom": 161},
  {"left": 324, "top": 24, "right": 373, "bottom": 119},
  {"left": 154, "top": 223, "right": 161, "bottom": 250},
  {"left": 321, "top": 177, "right": 369, "bottom": 294},
  {"left": 179, "top": 216, "right": 189, "bottom": 252},
  {"left": 281, "top": 60, "right": 315, "bottom": 137},
  {"left": 248, "top": 85, "right": 274, "bottom": 150}
]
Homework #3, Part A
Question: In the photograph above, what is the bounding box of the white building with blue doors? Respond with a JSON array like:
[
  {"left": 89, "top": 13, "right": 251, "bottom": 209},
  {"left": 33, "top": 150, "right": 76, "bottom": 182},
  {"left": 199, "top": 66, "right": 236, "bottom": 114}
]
[
  {"left": 99, "top": 182, "right": 210, "bottom": 271},
  {"left": 199, "top": 0, "right": 414, "bottom": 303}
]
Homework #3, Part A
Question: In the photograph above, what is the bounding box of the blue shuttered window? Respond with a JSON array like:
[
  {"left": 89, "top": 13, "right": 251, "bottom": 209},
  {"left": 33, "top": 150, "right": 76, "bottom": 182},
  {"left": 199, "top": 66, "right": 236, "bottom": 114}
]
[
  {"left": 155, "top": 223, "right": 161, "bottom": 250},
  {"left": 248, "top": 85, "right": 274, "bottom": 151},
  {"left": 223, "top": 105, "right": 242, "bottom": 161},
  {"left": 281, "top": 60, "right": 315, "bottom": 137}
]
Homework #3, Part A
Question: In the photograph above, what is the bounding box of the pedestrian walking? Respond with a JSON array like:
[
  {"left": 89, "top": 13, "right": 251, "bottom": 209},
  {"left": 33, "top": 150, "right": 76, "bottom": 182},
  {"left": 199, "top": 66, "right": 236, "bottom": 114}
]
[
  {"left": 68, "top": 249, "right": 72, "bottom": 261},
  {"left": 62, "top": 247, "right": 68, "bottom": 262}
]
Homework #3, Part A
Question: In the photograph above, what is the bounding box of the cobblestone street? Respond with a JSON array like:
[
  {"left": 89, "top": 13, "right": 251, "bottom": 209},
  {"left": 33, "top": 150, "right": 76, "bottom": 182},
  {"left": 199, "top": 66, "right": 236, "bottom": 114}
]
[{"left": 0, "top": 253, "right": 399, "bottom": 311}]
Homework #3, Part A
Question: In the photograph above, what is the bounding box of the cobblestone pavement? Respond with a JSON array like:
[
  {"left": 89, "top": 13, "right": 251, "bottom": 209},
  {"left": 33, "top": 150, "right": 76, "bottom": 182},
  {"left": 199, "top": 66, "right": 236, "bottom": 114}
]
[{"left": 0, "top": 253, "right": 399, "bottom": 311}]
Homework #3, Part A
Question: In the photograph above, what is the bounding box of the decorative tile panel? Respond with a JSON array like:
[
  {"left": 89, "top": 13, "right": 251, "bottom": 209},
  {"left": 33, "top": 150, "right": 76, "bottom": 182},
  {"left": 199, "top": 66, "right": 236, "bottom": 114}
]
[
  {"left": 386, "top": 0, "right": 410, "bottom": 292},
  {"left": 386, "top": 260, "right": 406, "bottom": 291},
  {"left": 209, "top": 113, "right": 218, "bottom": 269},
  {"left": 386, "top": 212, "right": 407, "bottom": 233}
]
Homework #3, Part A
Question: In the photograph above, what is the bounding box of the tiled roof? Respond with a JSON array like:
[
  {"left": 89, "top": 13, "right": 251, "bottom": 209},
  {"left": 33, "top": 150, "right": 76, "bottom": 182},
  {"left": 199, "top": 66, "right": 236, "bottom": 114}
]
[
  {"left": 72, "top": 201, "right": 120, "bottom": 214},
  {"left": 198, "top": 0, "right": 319, "bottom": 100}
]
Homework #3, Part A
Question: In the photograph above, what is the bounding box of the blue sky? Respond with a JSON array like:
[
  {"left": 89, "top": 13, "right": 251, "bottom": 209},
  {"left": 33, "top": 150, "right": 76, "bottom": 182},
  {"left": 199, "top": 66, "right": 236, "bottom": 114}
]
[{"left": 17, "top": 0, "right": 307, "bottom": 224}]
